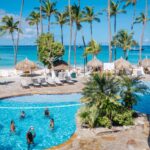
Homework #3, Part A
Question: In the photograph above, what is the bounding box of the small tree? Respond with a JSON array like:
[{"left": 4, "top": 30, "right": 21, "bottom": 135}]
[{"left": 37, "top": 33, "right": 64, "bottom": 69}]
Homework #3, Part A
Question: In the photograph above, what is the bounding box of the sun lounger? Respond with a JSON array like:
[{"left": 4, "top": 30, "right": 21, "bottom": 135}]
[
  {"left": 40, "top": 78, "right": 49, "bottom": 86},
  {"left": 46, "top": 77, "right": 56, "bottom": 86},
  {"left": 54, "top": 77, "right": 63, "bottom": 85},
  {"left": 32, "top": 78, "right": 41, "bottom": 87},
  {"left": 20, "top": 80, "right": 30, "bottom": 88}
]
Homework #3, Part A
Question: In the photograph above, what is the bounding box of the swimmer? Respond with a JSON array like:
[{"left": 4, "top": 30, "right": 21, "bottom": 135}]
[
  {"left": 10, "top": 120, "right": 15, "bottom": 132},
  {"left": 44, "top": 108, "right": 50, "bottom": 117},
  {"left": 50, "top": 118, "right": 54, "bottom": 129},
  {"left": 20, "top": 111, "right": 25, "bottom": 119}
]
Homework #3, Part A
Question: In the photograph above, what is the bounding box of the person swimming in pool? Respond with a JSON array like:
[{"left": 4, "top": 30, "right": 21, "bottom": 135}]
[
  {"left": 10, "top": 120, "right": 15, "bottom": 132},
  {"left": 44, "top": 108, "right": 50, "bottom": 117},
  {"left": 20, "top": 111, "right": 25, "bottom": 119},
  {"left": 26, "top": 126, "right": 36, "bottom": 148},
  {"left": 50, "top": 118, "right": 54, "bottom": 129}
]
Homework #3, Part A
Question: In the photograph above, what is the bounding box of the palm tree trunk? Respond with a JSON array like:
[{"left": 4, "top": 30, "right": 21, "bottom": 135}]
[
  {"left": 16, "top": 0, "right": 24, "bottom": 65},
  {"left": 74, "top": 27, "right": 77, "bottom": 68},
  {"left": 48, "top": 16, "right": 51, "bottom": 33},
  {"left": 114, "top": 14, "right": 117, "bottom": 60},
  {"left": 131, "top": 4, "right": 136, "bottom": 30},
  {"left": 78, "top": 0, "right": 80, "bottom": 7},
  {"left": 11, "top": 33, "right": 17, "bottom": 65},
  {"left": 124, "top": 50, "right": 128, "bottom": 60},
  {"left": 139, "top": 0, "right": 148, "bottom": 64},
  {"left": 90, "top": 22, "right": 93, "bottom": 40},
  {"left": 108, "top": 0, "right": 112, "bottom": 62},
  {"left": 60, "top": 25, "right": 63, "bottom": 45},
  {"left": 36, "top": 23, "right": 39, "bottom": 37},
  {"left": 68, "top": 0, "right": 72, "bottom": 69},
  {"left": 40, "top": 0, "right": 43, "bottom": 34}
]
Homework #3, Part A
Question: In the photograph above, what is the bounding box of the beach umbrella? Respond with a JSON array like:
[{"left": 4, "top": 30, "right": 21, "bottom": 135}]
[
  {"left": 53, "top": 60, "right": 68, "bottom": 71},
  {"left": 114, "top": 57, "right": 132, "bottom": 71},
  {"left": 87, "top": 56, "right": 103, "bottom": 69},
  {"left": 16, "top": 58, "right": 38, "bottom": 73},
  {"left": 141, "top": 58, "right": 150, "bottom": 68}
]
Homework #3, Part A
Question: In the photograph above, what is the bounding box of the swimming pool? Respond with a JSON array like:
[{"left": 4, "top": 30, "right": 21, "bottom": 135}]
[
  {"left": 0, "top": 94, "right": 82, "bottom": 150},
  {"left": 0, "top": 92, "right": 150, "bottom": 150}
]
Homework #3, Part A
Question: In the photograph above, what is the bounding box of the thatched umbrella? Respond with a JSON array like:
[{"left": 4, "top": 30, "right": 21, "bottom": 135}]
[
  {"left": 114, "top": 57, "right": 132, "bottom": 71},
  {"left": 141, "top": 58, "right": 150, "bottom": 68},
  {"left": 87, "top": 57, "right": 103, "bottom": 70},
  {"left": 53, "top": 60, "right": 68, "bottom": 71},
  {"left": 16, "top": 58, "right": 38, "bottom": 73}
]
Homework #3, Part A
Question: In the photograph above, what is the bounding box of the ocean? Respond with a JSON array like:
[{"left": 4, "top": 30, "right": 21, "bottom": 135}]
[{"left": 0, "top": 45, "right": 150, "bottom": 68}]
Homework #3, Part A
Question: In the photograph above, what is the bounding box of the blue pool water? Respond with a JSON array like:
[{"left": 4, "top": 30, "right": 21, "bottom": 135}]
[
  {"left": 0, "top": 94, "right": 82, "bottom": 150},
  {"left": 0, "top": 92, "right": 150, "bottom": 149},
  {"left": 0, "top": 45, "right": 150, "bottom": 68}
]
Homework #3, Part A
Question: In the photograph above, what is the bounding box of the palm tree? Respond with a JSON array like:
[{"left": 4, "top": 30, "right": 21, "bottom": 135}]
[
  {"left": 84, "top": 40, "right": 101, "bottom": 58},
  {"left": 83, "top": 6, "right": 100, "bottom": 40},
  {"left": 40, "top": 0, "right": 43, "bottom": 34},
  {"left": 54, "top": 12, "right": 68, "bottom": 45},
  {"left": 42, "top": 0, "right": 57, "bottom": 33},
  {"left": 122, "top": 0, "right": 137, "bottom": 30},
  {"left": 16, "top": 0, "right": 24, "bottom": 64},
  {"left": 72, "top": 4, "right": 85, "bottom": 67},
  {"left": 134, "top": 0, "right": 149, "bottom": 64},
  {"left": 116, "top": 30, "right": 136, "bottom": 60},
  {"left": 108, "top": 0, "right": 112, "bottom": 62},
  {"left": 0, "top": 16, "right": 22, "bottom": 65},
  {"left": 120, "top": 75, "right": 149, "bottom": 109},
  {"left": 26, "top": 11, "right": 40, "bottom": 37},
  {"left": 110, "top": 0, "right": 126, "bottom": 60}
]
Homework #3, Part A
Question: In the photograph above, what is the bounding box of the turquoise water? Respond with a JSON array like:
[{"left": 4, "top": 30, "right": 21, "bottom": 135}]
[
  {"left": 0, "top": 94, "right": 82, "bottom": 150},
  {"left": 0, "top": 45, "right": 150, "bottom": 68}
]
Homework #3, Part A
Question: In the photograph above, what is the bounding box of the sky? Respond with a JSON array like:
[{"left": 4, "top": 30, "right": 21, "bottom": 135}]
[{"left": 0, "top": 0, "right": 150, "bottom": 45}]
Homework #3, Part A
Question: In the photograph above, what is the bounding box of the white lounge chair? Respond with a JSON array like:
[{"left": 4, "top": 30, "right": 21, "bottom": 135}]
[
  {"left": 46, "top": 77, "right": 56, "bottom": 86},
  {"left": 40, "top": 78, "right": 49, "bottom": 86},
  {"left": 54, "top": 77, "right": 63, "bottom": 85},
  {"left": 20, "top": 80, "right": 30, "bottom": 88}
]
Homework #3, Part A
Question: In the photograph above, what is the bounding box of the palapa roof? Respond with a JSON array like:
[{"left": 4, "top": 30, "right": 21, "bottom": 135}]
[
  {"left": 87, "top": 57, "right": 103, "bottom": 68},
  {"left": 114, "top": 57, "right": 132, "bottom": 70},
  {"left": 141, "top": 58, "right": 150, "bottom": 68},
  {"left": 53, "top": 60, "right": 68, "bottom": 71},
  {"left": 16, "top": 58, "right": 37, "bottom": 72}
]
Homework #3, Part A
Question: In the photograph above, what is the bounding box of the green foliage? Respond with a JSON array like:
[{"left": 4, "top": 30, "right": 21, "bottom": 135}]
[
  {"left": 98, "top": 116, "right": 111, "bottom": 128},
  {"left": 78, "top": 73, "right": 149, "bottom": 128},
  {"left": 113, "top": 111, "right": 133, "bottom": 126},
  {"left": 37, "top": 33, "right": 64, "bottom": 67},
  {"left": 84, "top": 40, "right": 101, "bottom": 57}
]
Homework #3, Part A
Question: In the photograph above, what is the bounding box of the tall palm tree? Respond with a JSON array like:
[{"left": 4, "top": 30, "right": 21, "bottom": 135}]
[
  {"left": 108, "top": 0, "right": 112, "bottom": 62},
  {"left": 54, "top": 12, "right": 68, "bottom": 45},
  {"left": 110, "top": 0, "right": 126, "bottom": 60},
  {"left": 122, "top": 0, "right": 137, "bottom": 30},
  {"left": 16, "top": 0, "right": 24, "bottom": 64},
  {"left": 83, "top": 6, "right": 100, "bottom": 40},
  {"left": 0, "top": 16, "right": 22, "bottom": 65},
  {"left": 72, "top": 4, "right": 85, "bottom": 68},
  {"left": 42, "top": 0, "right": 57, "bottom": 33},
  {"left": 26, "top": 11, "right": 41, "bottom": 37},
  {"left": 134, "top": 0, "right": 149, "bottom": 64},
  {"left": 40, "top": 0, "right": 43, "bottom": 34},
  {"left": 116, "top": 30, "right": 136, "bottom": 60}
]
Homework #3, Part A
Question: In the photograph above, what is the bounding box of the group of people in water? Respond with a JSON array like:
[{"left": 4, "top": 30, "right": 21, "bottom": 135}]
[{"left": 10, "top": 108, "right": 54, "bottom": 148}]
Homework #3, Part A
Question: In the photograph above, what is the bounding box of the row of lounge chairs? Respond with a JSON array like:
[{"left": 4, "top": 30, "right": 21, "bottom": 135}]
[{"left": 20, "top": 76, "right": 77, "bottom": 88}]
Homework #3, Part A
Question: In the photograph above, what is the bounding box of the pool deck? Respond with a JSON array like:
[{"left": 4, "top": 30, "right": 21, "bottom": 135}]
[{"left": 0, "top": 75, "right": 150, "bottom": 150}]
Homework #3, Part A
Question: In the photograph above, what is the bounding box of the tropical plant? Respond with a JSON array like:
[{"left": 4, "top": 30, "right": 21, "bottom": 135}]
[
  {"left": 0, "top": 16, "right": 22, "bottom": 65},
  {"left": 84, "top": 40, "right": 101, "bottom": 57},
  {"left": 26, "top": 11, "right": 40, "bottom": 37},
  {"left": 37, "top": 33, "right": 64, "bottom": 68},
  {"left": 134, "top": 12, "right": 150, "bottom": 63},
  {"left": 42, "top": 0, "right": 57, "bottom": 32},
  {"left": 40, "top": 0, "right": 43, "bottom": 34},
  {"left": 83, "top": 6, "right": 100, "bottom": 40},
  {"left": 110, "top": 0, "right": 126, "bottom": 60},
  {"left": 115, "top": 30, "right": 136, "bottom": 60},
  {"left": 54, "top": 11, "right": 68, "bottom": 45},
  {"left": 122, "top": 0, "right": 137, "bottom": 30},
  {"left": 120, "top": 75, "right": 149, "bottom": 109}
]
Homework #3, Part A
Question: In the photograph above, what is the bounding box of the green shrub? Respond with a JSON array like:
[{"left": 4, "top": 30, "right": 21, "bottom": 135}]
[
  {"left": 113, "top": 111, "right": 133, "bottom": 126},
  {"left": 98, "top": 116, "right": 112, "bottom": 128}
]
